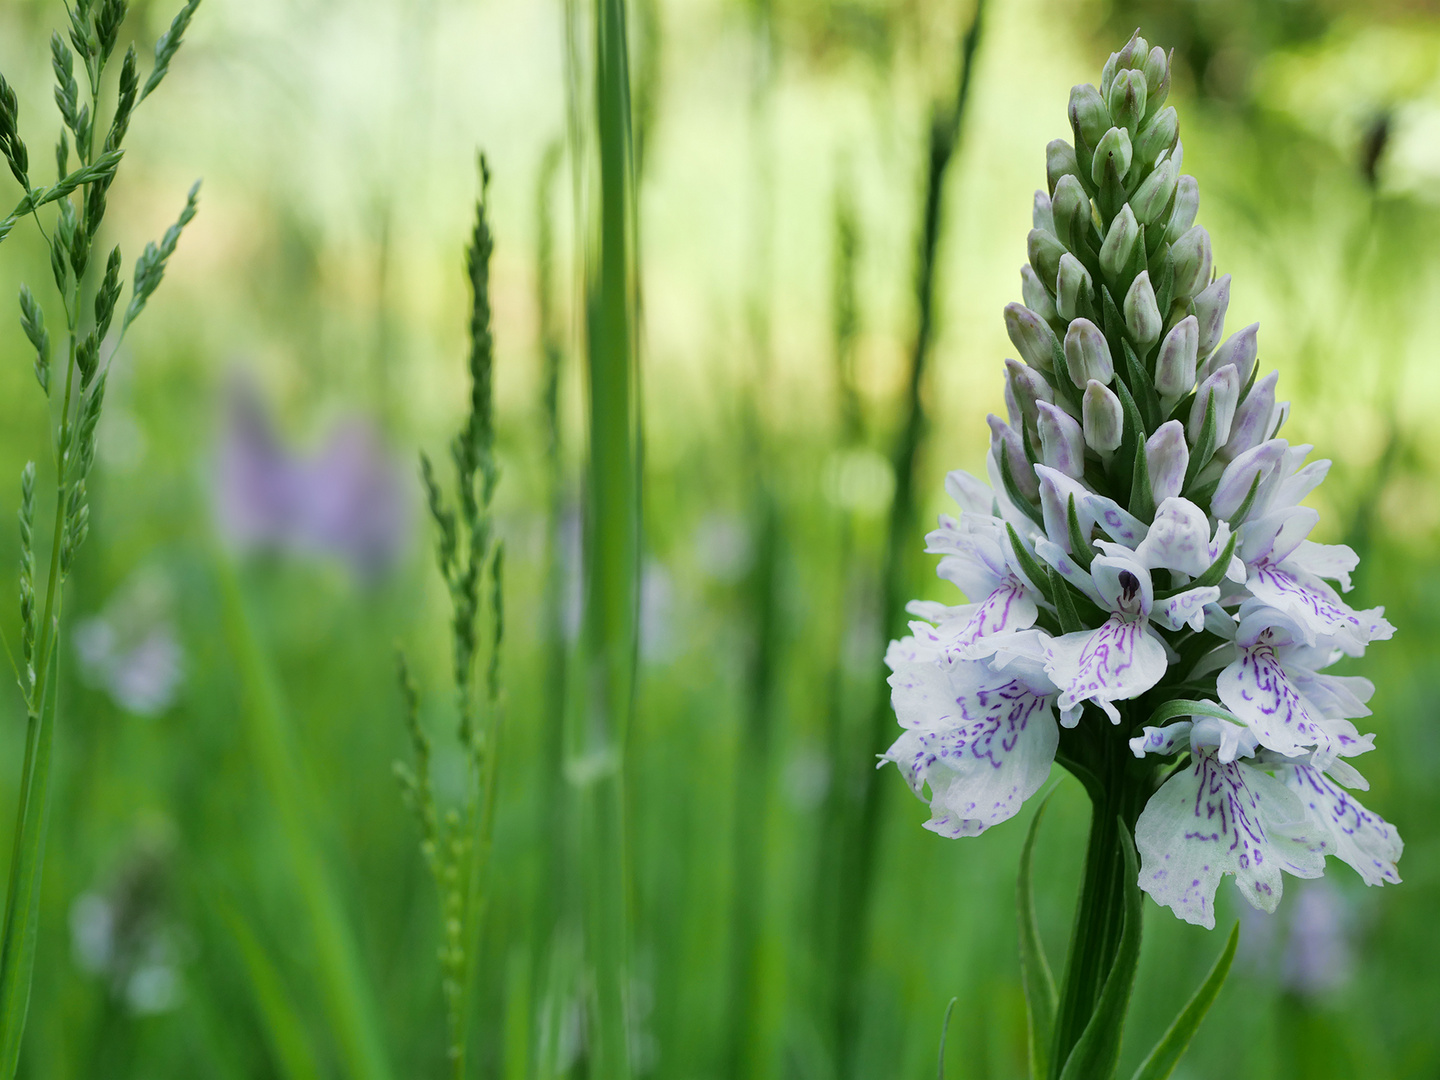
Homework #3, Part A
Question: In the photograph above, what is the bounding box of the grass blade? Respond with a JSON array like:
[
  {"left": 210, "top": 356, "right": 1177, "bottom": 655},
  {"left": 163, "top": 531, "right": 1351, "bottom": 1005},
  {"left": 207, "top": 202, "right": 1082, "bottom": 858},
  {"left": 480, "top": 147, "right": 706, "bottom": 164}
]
[
  {"left": 1019, "top": 793, "right": 1058, "bottom": 1080},
  {"left": 1129, "top": 922, "right": 1240, "bottom": 1080}
]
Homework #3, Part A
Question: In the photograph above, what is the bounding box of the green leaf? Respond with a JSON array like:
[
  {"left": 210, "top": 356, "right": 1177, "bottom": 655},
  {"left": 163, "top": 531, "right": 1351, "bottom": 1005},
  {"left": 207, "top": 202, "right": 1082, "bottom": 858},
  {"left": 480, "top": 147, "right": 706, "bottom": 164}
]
[
  {"left": 1050, "top": 566, "right": 1084, "bottom": 634},
  {"left": 1228, "top": 472, "right": 1262, "bottom": 525},
  {"left": 1065, "top": 495, "right": 1093, "bottom": 572},
  {"left": 0, "top": 647, "right": 59, "bottom": 1077},
  {"left": 1182, "top": 400, "right": 1216, "bottom": 493},
  {"left": 1129, "top": 923, "right": 1240, "bottom": 1080},
  {"left": 1151, "top": 245, "right": 1174, "bottom": 315},
  {"left": 1019, "top": 795, "right": 1058, "bottom": 1080},
  {"left": 1006, "top": 524, "right": 1055, "bottom": 604},
  {"left": 1001, "top": 450, "right": 1046, "bottom": 530},
  {"left": 1113, "top": 377, "right": 1152, "bottom": 521},
  {"left": 937, "top": 997, "right": 960, "bottom": 1080},
  {"left": 1110, "top": 375, "right": 1145, "bottom": 506},
  {"left": 1154, "top": 529, "right": 1236, "bottom": 599},
  {"left": 1121, "top": 340, "right": 1161, "bottom": 432},
  {"left": 1049, "top": 332, "right": 1081, "bottom": 412},
  {"left": 1141, "top": 698, "right": 1241, "bottom": 729},
  {"left": 1058, "top": 821, "right": 1143, "bottom": 1080},
  {"left": 1100, "top": 285, "right": 1125, "bottom": 366}
]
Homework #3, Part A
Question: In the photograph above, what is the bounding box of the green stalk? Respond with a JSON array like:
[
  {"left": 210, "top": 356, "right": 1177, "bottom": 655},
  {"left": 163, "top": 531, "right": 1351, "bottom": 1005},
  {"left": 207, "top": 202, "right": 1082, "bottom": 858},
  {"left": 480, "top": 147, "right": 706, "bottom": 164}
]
[
  {"left": 835, "top": 2, "right": 986, "bottom": 1067},
  {"left": 215, "top": 553, "right": 393, "bottom": 1080},
  {"left": 577, "top": 0, "right": 639, "bottom": 1074}
]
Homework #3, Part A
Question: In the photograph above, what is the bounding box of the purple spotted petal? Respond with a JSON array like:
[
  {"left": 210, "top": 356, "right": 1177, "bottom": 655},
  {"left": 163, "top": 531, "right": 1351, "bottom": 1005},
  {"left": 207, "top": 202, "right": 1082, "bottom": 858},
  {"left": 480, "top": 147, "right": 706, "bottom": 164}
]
[
  {"left": 1135, "top": 748, "right": 1326, "bottom": 929},
  {"left": 1044, "top": 615, "right": 1168, "bottom": 724},
  {"left": 1218, "top": 644, "right": 1352, "bottom": 765},
  {"left": 1246, "top": 563, "right": 1394, "bottom": 656},
  {"left": 1283, "top": 764, "right": 1403, "bottom": 887},
  {"left": 1155, "top": 586, "right": 1220, "bottom": 632},
  {"left": 1136, "top": 497, "right": 1213, "bottom": 577}
]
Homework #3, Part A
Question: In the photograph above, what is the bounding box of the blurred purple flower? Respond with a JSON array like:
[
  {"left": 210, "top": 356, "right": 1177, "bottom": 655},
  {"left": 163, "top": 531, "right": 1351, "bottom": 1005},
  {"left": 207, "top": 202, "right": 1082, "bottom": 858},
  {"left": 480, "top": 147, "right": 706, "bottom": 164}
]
[
  {"left": 215, "top": 380, "right": 409, "bottom": 579},
  {"left": 1239, "top": 877, "right": 1358, "bottom": 999}
]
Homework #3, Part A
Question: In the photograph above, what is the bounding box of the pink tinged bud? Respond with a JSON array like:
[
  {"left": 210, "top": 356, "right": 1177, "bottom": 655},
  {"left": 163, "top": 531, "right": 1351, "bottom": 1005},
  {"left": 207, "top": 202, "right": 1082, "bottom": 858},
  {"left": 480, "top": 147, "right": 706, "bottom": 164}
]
[
  {"left": 1005, "top": 358, "right": 1054, "bottom": 438},
  {"left": 1124, "top": 270, "right": 1162, "bottom": 348},
  {"left": 1033, "top": 190, "right": 1055, "bottom": 233},
  {"left": 988, "top": 413, "right": 1038, "bottom": 500},
  {"left": 1028, "top": 229, "right": 1067, "bottom": 292},
  {"left": 1199, "top": 322, "right": 1259, "bottom": 386},
  {"left": 1145, "top": 420, "right": 1189, "bottom": 503},
  {"left": 1099, "top": 203, "right": 1139, "bottom": 279},
  {"left": 1037, "top": 401, "right": 1085, "bottom": 479},
  {"left": 1046, "top": 139, "right": 1080, "bottom": 196},
  {"left": 1154, "top": 315, "right": 1198, "bottom": 398},
  {"left": 1164, "top": 174, "right": 1198, "bottom": 243},
  {"left": 1192, "top": 273, "right": 1231, "bottom": 355},
  {"left": 1189, "top": 364, "right": 1240, "bottom": 446},
  {"left": 1056, "top": 253, "right": 1093, "bottom": 321},
  {"left": 1021, "top": 264, "right": 1058, "bottom": 323},
  {"left": 1069, "top": 83, "right": 1110, "bottom": 149},
  {"left": 1212, "top": 438, "right": 1288, "bottom": 522},
  {"left": 1134, "top": 105, "right": 1177, "bottom": 167},
  {"left": 1116, "top": 32, "right": 1147, "bottom": 70},
  {"left": 1221, "top": 369, "right": 1279, "bottom": 460},
  {"left": 1065, "top": 318, "right": 1113, "bottom": 388},
  {"left": 1083, "top": 380, "right": 1124, "bottom": 456},
  {"left": 1004, "top": 303, "right": 1056, "bottom": 372},
  {"left": 1091, "top": 126, "right": 1133, "bottom": 184},
  {"left": 1106, "top": 69, "right": 1147, "bottom": 134},
  {"left": 1130, "top": 158, "right": 1176, "bottom": 226},
  {"left": 1050, "top": 174, "right": 1089, "bottom": 247},
  {"left": 1171, "top": 225, "right": 1213, "bottom": 298}
]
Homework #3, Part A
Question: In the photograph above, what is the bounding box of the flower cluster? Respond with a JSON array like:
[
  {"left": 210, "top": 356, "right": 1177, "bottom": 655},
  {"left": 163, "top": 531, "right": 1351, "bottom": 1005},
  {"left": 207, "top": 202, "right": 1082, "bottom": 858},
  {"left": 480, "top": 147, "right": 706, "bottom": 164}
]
[{"left": 882, "top": 33, "right": 1402, "bottom": 929}]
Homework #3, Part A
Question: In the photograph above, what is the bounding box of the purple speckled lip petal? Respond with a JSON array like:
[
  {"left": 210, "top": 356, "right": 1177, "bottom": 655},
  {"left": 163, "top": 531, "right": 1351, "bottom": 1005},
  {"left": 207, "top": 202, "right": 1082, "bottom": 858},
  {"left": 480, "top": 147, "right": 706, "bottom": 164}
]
[
  {"left": 1045, "top": 614, "right": 1167, "bottom": 723},
  {"left": 1246, "top": 563, "right": 1394, "bottom": 657},
  {"left": 1282, "top": 764, "right": 1403, "bottom": 887},
  {"left": 1135, "top": 746, "right": 1326, "bottom": 929}
]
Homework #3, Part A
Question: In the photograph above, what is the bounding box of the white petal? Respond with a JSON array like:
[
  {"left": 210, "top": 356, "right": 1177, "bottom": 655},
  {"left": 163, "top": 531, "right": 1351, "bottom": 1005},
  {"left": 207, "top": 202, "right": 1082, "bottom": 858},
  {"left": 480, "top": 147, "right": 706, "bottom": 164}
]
[
  {"left": 1218, "top": 645, "right": 1342, "bottom": 763},
  {"left": 930, "top": 583, "right": 1039, "bottom": 658},
  {"left": 1283, "top": 765, "right": 1402, "bottom": 886},
  {"left": 1288, "top": 540, "right": 1359, "bottom": 592},
  {"left": 1034, "top": 537, "right": 1105, "bottom": 607},
  {"left": 1156, "top": 586, "right": 1221, "bottom": 632},
  {"left": 1136, "top": 749, "right": 1326, "bottom": 929},
  {"left": 1045, "top": 615, "right": 1168, "bottom": 721},
  {"left": 882, "top": 675, "right": 1060, "bottom": 837},
  {"left": 1129, "top": 722, "right": 1192, "bottom": 758},
  {"left": 1136, "top": 497, "right": 1213, "bottom": 577},
  {"left": 1247, "top": 564, "right": 1395, "bottom": 656},
  {"left": 946, "top": 470, "right": 996, "bottom": 515},
  {"left": 1090, "top": 552, "right": 1154, "bottom": 617}
]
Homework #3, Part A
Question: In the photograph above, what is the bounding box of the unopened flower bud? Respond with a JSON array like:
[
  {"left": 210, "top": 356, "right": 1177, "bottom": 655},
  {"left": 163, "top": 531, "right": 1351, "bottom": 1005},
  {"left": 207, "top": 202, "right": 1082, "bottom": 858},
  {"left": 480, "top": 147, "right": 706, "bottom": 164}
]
[
  {"left": 1004, "top": 303, "right": 1056, "bottom": 372},
  {"left": 1091, "top": 126, "right": 1133, "bottom": 184},
  {"left": 1100, "top": 51, "right": 1121, "bottom": 97},
  {"left": 1188, "top": 364, "right": 1240, "bottom": 446},
  {"left": 1065, "top": 318, "right": 1113, "bottom": 388},
  {"left": 1106, "top": 69, "right": 1147, "bottom": 134},
  {"left": 1130, "top": 158, "right": 1176, "bottom": 226},
  {"left": 1133, "top": 106, "right": 1178, "bottom": 168},
  {"left": 1099, "top": 202, "right": 1139, "bottom": 279},
  {"left": 1192, "top": 273, "right": 1231, "bottom": 355},
  {"left": 1199, "top": 322, "right": 1258, "bottom": 387},
  {"left": 1056, "top": 253, "right": 1093, "bottom": 321},
  {"left": 1154, "top": 315, "right": 1199, "bottom": 399},
  {"left": 1033, "top": 190, "right": 1054, "bottom": 234},
  {"left": 1028, "top": 229, "right": 1067, "bottom": 296},
  {"left": 1021, "top": 264, "right": 1058, "bottom": 323},
  {"left": 1083, "top": 380, "right": 1124, "bottom": 457},
  {"left": 1050, "top": 174, "right": 1090, "bottom": 249},
  {"left": 1164, "top": 174, "right": 1199, "bottom": 243},
  {"left": 1142, "top": 46, "right": 1169, "bottom": 105},
  {"left": 1221, "top": 369, "right": 1279, "bottom": 460},
  {"left": 1171, "top": 225, "right": 1213, "bottom": 298},
  {"left": 1046, "top": 139, "right": 1080, "bottom": 196},
  {"left": 1124, "top": 270, "right": 1162, "bottom": 348},
  {"left": 1068, "top": 83, "right": 1110, "bottom": 149},
  {"left": 1145, "top": 420, "right": 1189, "bottom": 503},
  {"left": 1005, "top": 358, "right": 1054, "bottom": 438},
  {"left": 1115, "top": 32, "right": 1147, "bottom": 71},
  {"left": 1037, "top": 401, "right": 1085, "bottom": 479},
  {"left": 988, "top": 414, "right": 1038, "bottom": 499}
]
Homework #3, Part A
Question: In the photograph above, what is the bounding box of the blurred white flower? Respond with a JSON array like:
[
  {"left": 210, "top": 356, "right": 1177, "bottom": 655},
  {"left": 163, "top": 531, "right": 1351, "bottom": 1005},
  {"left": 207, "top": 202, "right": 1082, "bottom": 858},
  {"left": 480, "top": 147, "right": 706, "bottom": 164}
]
[{"left": 74, "top": 569, "right": 184, "bottom": 717}]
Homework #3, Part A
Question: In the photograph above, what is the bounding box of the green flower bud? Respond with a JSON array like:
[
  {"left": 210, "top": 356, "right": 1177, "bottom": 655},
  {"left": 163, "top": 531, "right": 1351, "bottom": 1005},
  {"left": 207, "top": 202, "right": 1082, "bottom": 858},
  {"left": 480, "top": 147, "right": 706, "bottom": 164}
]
[
  {"left": 1171, "top": 225, "right": 1213, "bottom": 298},
  {"left": 1064, "top": 317, "right": 1113, "bottom": 388},
  {"left": 1091, "top": 126, "right": 1133, "bottom": 185},
  {"left": 1143, "top": 46, "right": 1171, "bottom": 116},
  {"left": 1028, "top": 229, "right": 1067, "bottom": 294},
  {"left": 1051, "top": 174, "right": 1091, "bottom": 251},
  {"left": 1004, "top": 302, "right": 1056, "bottom": 372},
  {"left": 1154, "top": 315, "right": 1198, "bottom": 399},
  {"left": 1069, "top": 83, "right": 1110, "bottom": 149},
  {"left": 1046, "top": 139, "right": 1080, "bottom": 196},
  {"left": 1056, "top": 253, "right": 1093, "bottom": 321},
  {"left": 1033, "top": 189, "right": 1054, "bottom": 233},
  {"left": 1124, "top": 269, "right": 1162, "bottom": 348},
  {"left": 1192, "top": 273, "right": 1231, "bottom": 355},
  {"left": 1083, "top": 379, "right": 1124, "bottom": 456},
  {"left": 1106, "top": 68, "right": 1147, "bottom": 135},
  {"left": 1164, "top": 174, "right": 1199, "bottom": 244},
  {"left": 1099, "top": 202, "right": 1139, "bottom": 280},
  {"left": 1021, "top": 264, "right": 1058, "bottom": 323},
  {"left": 1134, "top": 106, "right": 1178, "bottom": 168},
  {"left": 1005, "top": 357, "right": 1055, "bottom": 438},
  {"left": 1100, "top": 51, "right": 1121, "bottom": 97},
  {"left": 1131, "top": 158, "right": 1177, "bottom": 226}
]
